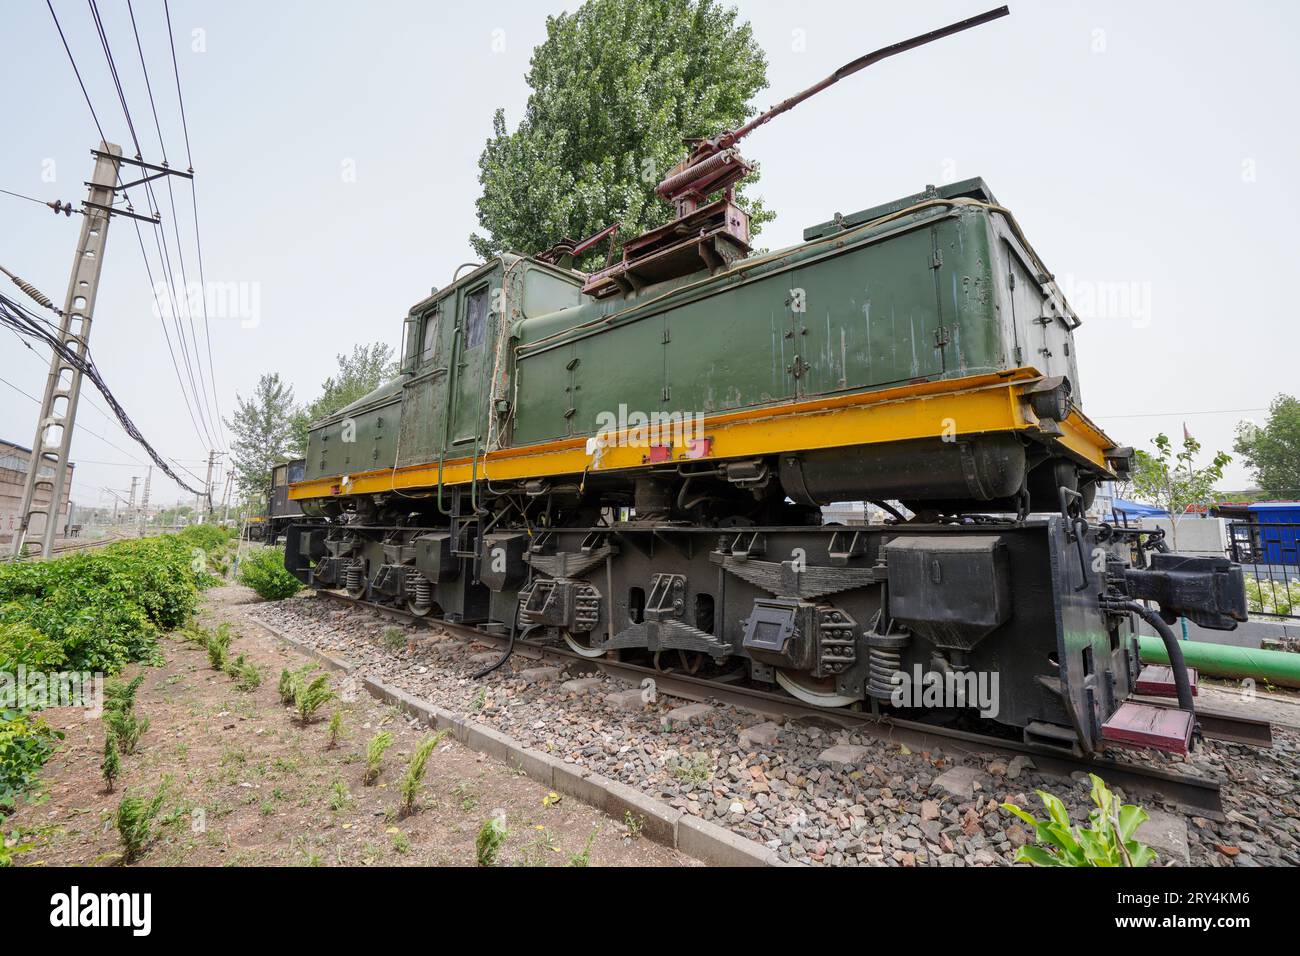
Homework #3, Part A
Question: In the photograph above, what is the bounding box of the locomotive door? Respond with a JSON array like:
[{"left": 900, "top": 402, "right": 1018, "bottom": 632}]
[
  {"left": 1002, "top": 242, "right": 1067, "bottom": 380},
  {"left": 450, "top": 284, "right": 491, "bottom": 448},
  {"left": 787, "top": 222, "right": 947, "bottom": 400}
]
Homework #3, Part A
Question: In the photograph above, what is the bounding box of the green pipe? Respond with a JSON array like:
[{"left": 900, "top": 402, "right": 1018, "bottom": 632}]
[{"left": 1139, "top": 634, "right": 1300, "bottom": 689}]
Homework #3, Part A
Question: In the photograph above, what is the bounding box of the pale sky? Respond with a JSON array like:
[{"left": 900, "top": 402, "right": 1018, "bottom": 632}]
[{"left": 2, "top": 0, "right": 1297, "bottom": 509}]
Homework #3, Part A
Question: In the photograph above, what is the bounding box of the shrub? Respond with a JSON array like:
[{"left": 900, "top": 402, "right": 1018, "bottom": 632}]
[
  {"left": 101, "top": 733, "right": 121, "bottom": 792},
  {"left": 0, "top": 709, "right": 62, "bottom": 814},
  {"left": 326, "top": 711, "right": 343, "bottom": 749},
  {"left": 204, "top": 625, "right": 232, "bottom": 670},
  {"left": 294, "top": 675, "right": 334, "bottom": 724},
  {"left": 363, "top": 731, "right": 394, "bottom": 785},
  {"left": 476, "top": 815, "right": 508, "bottom": 866},
  {"left": 114, "top": 779, "right": 168, "bottom": 862},
  {"left": 0, "top": 536, "right": 201, "bottom": 673},
  {"left": 398, "top": 731, "right": 447, "bottom": 815},
  {"left": 229, "top": 655, "right": 261, "bottom": 692},
  {"left": 237, "top": 546, "right": 302, "bottom": 601}
]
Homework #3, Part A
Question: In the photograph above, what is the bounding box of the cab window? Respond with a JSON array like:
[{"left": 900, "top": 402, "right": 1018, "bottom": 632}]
[
  {"left": 464, "top": 288, "right": 487, "bottom": 350},
  {"left": 420, "top": 310, "right": 440, "bottom": 364}
]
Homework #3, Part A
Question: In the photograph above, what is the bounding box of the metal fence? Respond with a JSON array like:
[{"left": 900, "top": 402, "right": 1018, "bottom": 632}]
[{"left": 1226, "top": 520, "right": 1300, "bottom": 618}]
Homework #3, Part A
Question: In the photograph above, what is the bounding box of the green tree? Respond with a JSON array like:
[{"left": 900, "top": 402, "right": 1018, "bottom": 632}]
[
  {"left": 290, "top": 343, "right": 397, "bottom": 450},
  {"left": 1131, "top": 432, "right": 1230, "bottom": 549},
  {"left": 226, "top": 373, "right": 299, "bottom": 509},
  {"left": 471, "top": 0, "right": 772, "bottom": 268},
  {"left": 1234, "top": 394, "right": 1300, "bottom": 499}
]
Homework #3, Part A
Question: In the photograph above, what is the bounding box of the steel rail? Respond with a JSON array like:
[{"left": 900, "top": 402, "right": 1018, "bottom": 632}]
[{"left": 312, "top": 589, "right": 1261, "bottom": 819}]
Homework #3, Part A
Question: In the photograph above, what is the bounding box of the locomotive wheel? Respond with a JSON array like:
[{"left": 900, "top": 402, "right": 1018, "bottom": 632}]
[
  {"left": 561, "top": 629, "right": 607, "bottom": 659},
  {"left": 775, "top": 669, "right": 859, "bottom": 708},
  {"left": 405, "top": 600, "right": 434, "bottom": 617}
]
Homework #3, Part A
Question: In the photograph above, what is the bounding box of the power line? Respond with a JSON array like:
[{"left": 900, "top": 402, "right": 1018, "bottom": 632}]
[
  {"left": 1091, "top": 407, "right": 1268, "bottom": 420},
  {"left": 47, "top": 0, "right": 220, "bottom": 454},
  {"left": 1, "top": 291, "right": 204, "bottom": 495},
  {"left": 86, "top": 0, "right": 223, "bottom": 450},
  {"left": 160, "top": 0, "right": 227, "bottom": 450}
]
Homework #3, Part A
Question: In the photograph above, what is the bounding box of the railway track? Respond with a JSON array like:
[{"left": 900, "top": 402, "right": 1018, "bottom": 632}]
[
  {"left": 312, "top": 589, "right": 1275, "bottom": 820},
  {"left": 0, "top": 531, "right": 125, "bottom": 562}
]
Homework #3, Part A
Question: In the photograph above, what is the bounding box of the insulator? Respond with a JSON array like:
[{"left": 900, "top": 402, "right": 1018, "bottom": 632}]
[{"left": 0, "top": 266, "right": 56, "bottom": 311}]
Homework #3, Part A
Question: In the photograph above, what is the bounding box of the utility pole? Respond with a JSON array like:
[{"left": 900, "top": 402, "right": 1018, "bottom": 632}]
[
  {"left": 202, "top": 450, "right": 225, "bottom": 522},
  {"left": 10, "top": 142, "right": 192, "bottom": 557},
  {"left": 138, "top": 466, "right": 152, "bottom": 537},
  {"left": 220, "top": 471, "right": 233, "bottom": 524},
  {"left": 127, "top": 476, "right": 140, "bottom": 532},
  {"left": 11, "top": 144, "right": 121, "bottom": 557}
]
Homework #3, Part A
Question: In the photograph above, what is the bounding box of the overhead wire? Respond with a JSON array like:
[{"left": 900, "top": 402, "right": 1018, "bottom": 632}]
[
  {"left": 0, "top": 290, "right": 205, "bottom": 494},
  {"left": 47, "top": 0, "right": 220, "bottom": 455},
  {"left": 86, "top": 0, "right": 224, "bottom": 451}
]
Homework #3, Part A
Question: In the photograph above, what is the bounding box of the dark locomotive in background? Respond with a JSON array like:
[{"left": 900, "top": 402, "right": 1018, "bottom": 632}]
[
  {"left": 275, "top": 9, "right": 1247, "bottom": 756},
  {"left": 243, "top": 458, "right": 304, "bottom": 543}
]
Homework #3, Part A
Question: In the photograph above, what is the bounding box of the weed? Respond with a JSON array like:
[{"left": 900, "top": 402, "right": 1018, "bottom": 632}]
[
  {"left": 453, "top": 781, "right": 479, "bottom": 812},
  {"left": 519, "top": 825, "right": 560, "bottom": 866},
  {"left": 1002, "top": 774, "right": 1156, "bottom": 867},
  {"left": 381, "top": 626, "right": 406, "bottom": 650},
  {"left": 364, "top": 731, "right": 394, "bottom": 785},
  {"left": 470, "top": 687, "right": 488, "bottom": 711},
  {"left": 624, "top": 810, "right": 645, "bottom": 839},
  {"left": 392, "top": 830, "right": 411, "bottom": 854},
  {"left": 328, "top": 778, "right": 352, "bottom": 812},
  {"left": 568, "top": 827, "right": 600, "bottom": 867},
  {"left": 668, "top": 751, "right": 714, "bottom": 786}
]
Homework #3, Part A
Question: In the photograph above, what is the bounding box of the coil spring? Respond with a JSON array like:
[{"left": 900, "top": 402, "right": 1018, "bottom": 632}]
[
  {"left": 344, "top": 562, "right": 363, "bottom": 591},
  {"left": 412, "top": 577, "right": 433, "bottom": 607},
  {"left": 865, "top": 629, "right": 910, "bottom": 701}
]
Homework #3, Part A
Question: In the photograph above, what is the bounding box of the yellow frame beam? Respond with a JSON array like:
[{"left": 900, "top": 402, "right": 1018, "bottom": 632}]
[{"left": 290, "top": 368, "right": 1115, "bottom": 501}]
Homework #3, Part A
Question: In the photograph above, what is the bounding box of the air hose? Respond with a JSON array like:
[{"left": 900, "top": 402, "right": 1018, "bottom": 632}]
[{"left": 1113, "top": 599, "right": 1197, "bottom": 747}]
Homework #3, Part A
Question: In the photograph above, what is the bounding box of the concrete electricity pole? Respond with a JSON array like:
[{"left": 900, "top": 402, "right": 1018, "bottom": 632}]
[
  {"left": 10, "top": 144, "right": 122, "bottom": 556},
  {"left": 202, "top": 450, "right": 225, "bottom": 522},
  {"left": 10, "top": 142, "right": 193, "bottom": 557},
  {"left": 127, "top": 476, "right": 140, "bottom": 531},
  {"left": 138, "top": 466, "right": 152, "bottom": 537}
]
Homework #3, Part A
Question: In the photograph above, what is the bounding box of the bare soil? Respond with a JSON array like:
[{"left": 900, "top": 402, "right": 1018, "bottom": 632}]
[{"left": 8, "top": 584, "right": 693, "bottom": 867}]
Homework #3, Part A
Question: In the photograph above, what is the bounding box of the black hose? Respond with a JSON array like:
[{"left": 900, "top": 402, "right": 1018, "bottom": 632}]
[
  {"left": 1116, "top": 599, "right": 1197, "bottom": 747},
  {"left": 471, "top": 618, "right": 517, "bottom": 680}
]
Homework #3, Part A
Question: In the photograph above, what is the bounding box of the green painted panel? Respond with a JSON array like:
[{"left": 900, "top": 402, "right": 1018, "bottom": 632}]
[
  {"left": 793, "top": 221, "right": 946, "bottom": 398},
  {"left": 664, "top": 272, "right": 793, "bottom": 414},
  {"left": 570, "top": 314, "right": 665, "bottom": 438},
  {"left": 397, "top": 369, "right": 447, "bottom": 467},
  {"left": 511, "top": 344, "right": 575, "bottom": 445}
]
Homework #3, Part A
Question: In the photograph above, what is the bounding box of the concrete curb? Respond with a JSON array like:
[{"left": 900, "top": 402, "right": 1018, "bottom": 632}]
[{"left": 249, "top": 612, "right": 780, "bottom": 867}]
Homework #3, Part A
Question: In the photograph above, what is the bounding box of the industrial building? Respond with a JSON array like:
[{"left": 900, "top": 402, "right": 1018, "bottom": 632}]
[{"left": 0, "top": 438, "right": 75, "bottom": 544}]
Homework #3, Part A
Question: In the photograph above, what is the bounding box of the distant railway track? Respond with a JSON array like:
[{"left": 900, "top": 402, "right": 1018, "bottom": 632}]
[
  {"left": 0, "top": 531, "right": 125, "bottom": 562},
  {"left": 314, "top": 589, "right": 1276, "bottom": 820}
]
